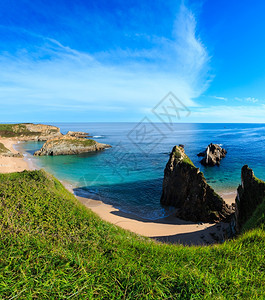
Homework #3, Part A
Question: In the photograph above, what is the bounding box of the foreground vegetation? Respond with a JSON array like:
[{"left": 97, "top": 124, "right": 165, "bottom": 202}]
[{"left": 0, "top": 170, "right": 264, "bottom": 299}]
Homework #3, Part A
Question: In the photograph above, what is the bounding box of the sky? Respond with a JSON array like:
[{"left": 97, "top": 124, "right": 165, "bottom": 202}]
[{"left": 0, "top": 0, "right": 265, "bottom": 122}]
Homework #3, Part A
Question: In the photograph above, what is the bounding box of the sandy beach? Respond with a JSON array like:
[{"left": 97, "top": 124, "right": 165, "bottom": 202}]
[
  {"left": 0, "top": 139, "right": 236, "bottom": 246},
  {"left": 74, "top": 192, "right": 236, "bottom": 246},
  {"left": 0, "top": 138, "right": 30, "bottom": 173}
]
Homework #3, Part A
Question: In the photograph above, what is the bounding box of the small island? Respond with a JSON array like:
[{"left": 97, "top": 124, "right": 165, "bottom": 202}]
[{"left": 34, "top": 135, "right": 111, "bottom": 156}]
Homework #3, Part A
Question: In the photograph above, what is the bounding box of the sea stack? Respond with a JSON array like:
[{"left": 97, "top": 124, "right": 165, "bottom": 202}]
[
  {"left": 160, "top": 146, "right": 233, "bottom": 223},
  {"left": 198, "top": 143, "right": 227, "bottom": 166},
  {"left": 235, "top": 165, "right": 265, "bottom": 231}
]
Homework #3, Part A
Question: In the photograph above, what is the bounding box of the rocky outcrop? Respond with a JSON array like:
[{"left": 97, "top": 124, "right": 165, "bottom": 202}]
[
  {"left": 34, "top": 136, "right": 111, "bottom": 156},
  {"left": 2, "top": 152, "right": 23, "bottom": 158},
  {"left": 235, "top": 165, "right": 265, "bottom": 231},
  {"left": 0, "top": 142, "right": 23, "bottom": 158},
  {"left": 198, "top": 143, "right": 227, "bottom": 166},
  {"left": 0, "top": 123, "right": 62, "bottom": 141},
  {"left": 160, "top": 146, "right": 233, "bottom": 223},
  {"left": 66, "top": 131, "right": 90, "bottom": 138}
]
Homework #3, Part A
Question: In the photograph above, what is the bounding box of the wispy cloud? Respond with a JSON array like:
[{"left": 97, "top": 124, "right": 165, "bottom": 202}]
[
  {"left": 0, "top": 2, "right": 211, "bottom": 121},
  {"left": 191, "top": 105, "right": 265, "bottom": 122},
  {"left": 213, "top": 96, "right": 228, "bottom": 101},
  {"left": 235, "top": 97, "right": 259, "bottom": 103}
]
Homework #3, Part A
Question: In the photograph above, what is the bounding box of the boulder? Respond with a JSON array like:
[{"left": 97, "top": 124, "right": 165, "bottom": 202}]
[
  {"left": 34, "top": 136, "right": 111, "bottom": 156},
  {"left": 160, "top": 146, "right": 233, "bottom": 223},
  {"left": 198, "top": 143, "right": 227, "bottom": 166}
]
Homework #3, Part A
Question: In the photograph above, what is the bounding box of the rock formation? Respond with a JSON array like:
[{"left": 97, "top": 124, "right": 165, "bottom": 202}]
[
  {"left": 0, "top": 142, "right": 23, "bottom": 158},
  {"left": 34, "top": 136, "right": 111, "bottom": 156},
  {"left": 160, "top": 146, "right": 233, "bottom": 223},
  {"left": 66, "top": 131, "right": 90, "bottom": 138},
  {"left": 235, "top": 165, "right": 265, "bottom": 231},
  {"left": 198, "top": 143, "right": 227, "bottom": 166}
]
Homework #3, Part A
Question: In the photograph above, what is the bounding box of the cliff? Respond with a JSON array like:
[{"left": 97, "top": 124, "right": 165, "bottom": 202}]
[
  {"left": 34, "top": 136, "right": 111, "bottom": 156},
  {"left": 160, "top": 146, "right": 233, "bottom": 222},
  {"left": 0, "top": 123, "right": 62, "bottom": 141},
  {"left": 235, "top": 165, "right": 265, "bottom": 231}
]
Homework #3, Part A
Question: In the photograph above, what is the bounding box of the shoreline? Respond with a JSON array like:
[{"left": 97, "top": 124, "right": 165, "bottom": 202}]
[
  {"left": 63, "top": 180, "right": 236, "bottom": 246},
  {"left": 0, "top": 138, "right": 32, "bottom": 173},
  {"left": 1, "top": 139, "right": 237, "bottom": 246}
]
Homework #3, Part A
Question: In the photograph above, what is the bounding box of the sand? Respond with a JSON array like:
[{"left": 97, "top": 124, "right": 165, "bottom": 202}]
[
  {"left": 0, "top": 139, "right": 237, "bottom": 246},
  {"left": 73, "top": 193, "right": 235, "bottom": 246},
  {"left": 0, "top": 138, "right": 31, "bottom": 173}
]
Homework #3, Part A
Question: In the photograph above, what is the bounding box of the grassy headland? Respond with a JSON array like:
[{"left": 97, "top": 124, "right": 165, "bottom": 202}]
[
  {"left": 0, "top": 170, "right": 264, "bottom": 299},
  {"left": 0, "top": 124, "right": 40, "bottom": 138}
]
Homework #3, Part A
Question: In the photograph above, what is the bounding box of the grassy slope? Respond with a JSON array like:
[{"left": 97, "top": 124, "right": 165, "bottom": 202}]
[
  {"left": 0, "top": 170, "right": 264, "bottom": 299},
  {"left": 61, "top": 138, "right": 96, "bottom": 146}
]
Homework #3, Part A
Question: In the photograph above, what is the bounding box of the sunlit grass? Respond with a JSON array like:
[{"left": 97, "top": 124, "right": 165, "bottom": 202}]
[{"left": 0, "top": 170, "right": 264, "bottom": 299}]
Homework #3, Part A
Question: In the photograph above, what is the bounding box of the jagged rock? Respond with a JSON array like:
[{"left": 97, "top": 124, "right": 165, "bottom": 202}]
[
  {"left": 160, "top": 146, "right": 233, "bottom": 223},
  {"left": 66, "top": 131, "right": 90, "bottom": 138},
  {"left": 198, "top": 143, "right": 227, "bottom": 166},
  {"left": 34, "top": 136, "right": 111, "bottom": 156},
  {"left": 235, "top": 165, "right": 265, "bottom": 231}
]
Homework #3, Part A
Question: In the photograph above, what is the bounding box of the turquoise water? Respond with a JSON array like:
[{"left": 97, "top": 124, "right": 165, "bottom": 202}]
[{"left": 17, "top": 123, "right": 265, "bottom": 219}]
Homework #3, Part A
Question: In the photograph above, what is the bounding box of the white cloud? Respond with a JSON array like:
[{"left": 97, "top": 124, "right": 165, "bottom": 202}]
[
  {"left": 213, "top": 96, "right": 228, "bottom": 101},
  {"left": 235, "top": 97, "right": 259, "bottom": 103},
  {"left": 0, "top": 3, "right": 211, "bottom": 119},
  {"left": 190, "top": 105, "right": 265, "bottom": 122}
]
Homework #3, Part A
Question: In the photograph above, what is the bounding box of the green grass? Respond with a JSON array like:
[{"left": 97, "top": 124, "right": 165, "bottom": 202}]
[
  {"left": 173, "top": 147, "right": 195, "bottom": 168},
  {"left": 0, "top": 124, "right": 40, "bottom": 138},
  {"left": 0, "top": 170, "right": 264, "bottom": 299},
  {"left": 63, "top": 138, "right": 97, "bottom": 147},
  {"left": 0, "top": 142, "right": 10, "bottom": 154}
]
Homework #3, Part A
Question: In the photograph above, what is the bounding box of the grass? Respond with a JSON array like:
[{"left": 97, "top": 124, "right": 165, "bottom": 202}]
[
  {"left": 0, "top": 124, "right": 40, "bottom": 138},
  {"left": 63, "top": 138, "right": 97, "bottom": 147},
  {"left": 0, "top": 170, "right": 264, "bottom": 299},
  {"left": 0, "top": 142, "right": 10, "bottom": 154},
  {"left": 173, "top": 147, "right": 196, "bottom": 168}
]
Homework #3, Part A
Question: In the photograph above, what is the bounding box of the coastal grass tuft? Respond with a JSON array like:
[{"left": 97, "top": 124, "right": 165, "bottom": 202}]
[{"left": 0, "top": 170, "right": 264, "bottom": 299}]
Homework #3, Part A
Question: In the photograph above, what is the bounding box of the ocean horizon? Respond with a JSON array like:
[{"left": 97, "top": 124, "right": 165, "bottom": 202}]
[{"left": 16, "top": 122, "right": 265, "bottom": 220}]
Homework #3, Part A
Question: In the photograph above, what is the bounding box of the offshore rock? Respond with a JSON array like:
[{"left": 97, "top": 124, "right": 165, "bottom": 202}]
[
  {"left": 198, "top": 143, "right": 227, "bottom": 166},
  {"left": 66, "top": 131, "right": 90, "bottom": 138},
  {"left": 160, "top": 146, "right": 233, "bottom": 223}
]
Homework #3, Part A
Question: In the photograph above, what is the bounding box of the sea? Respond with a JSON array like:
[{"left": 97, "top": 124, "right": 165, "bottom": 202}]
[{"left": 16, "top": 123, "right": 265, "bottom": 220}]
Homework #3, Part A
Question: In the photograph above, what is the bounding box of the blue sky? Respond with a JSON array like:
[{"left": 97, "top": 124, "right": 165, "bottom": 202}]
[{"left": 0, "top": 0, "right": 265, "bottom": 122}]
